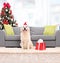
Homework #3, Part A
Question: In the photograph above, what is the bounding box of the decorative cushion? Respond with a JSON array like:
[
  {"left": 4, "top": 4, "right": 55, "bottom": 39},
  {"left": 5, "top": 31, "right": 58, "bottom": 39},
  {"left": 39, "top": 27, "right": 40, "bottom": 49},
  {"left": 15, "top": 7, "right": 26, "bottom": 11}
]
[
  {"left": 43, "top": 25, "right": 56, "bottom": 35},
  {"left": 4, "top": 24, "right": 14, "bottom": 36}
]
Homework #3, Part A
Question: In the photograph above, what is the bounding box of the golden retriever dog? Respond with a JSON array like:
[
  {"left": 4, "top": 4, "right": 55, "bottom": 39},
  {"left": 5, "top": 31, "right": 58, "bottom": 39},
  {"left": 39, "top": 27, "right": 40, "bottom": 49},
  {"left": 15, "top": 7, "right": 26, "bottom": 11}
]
[{"left": 20, "top": 23, "right": 33, "bottom": 49}]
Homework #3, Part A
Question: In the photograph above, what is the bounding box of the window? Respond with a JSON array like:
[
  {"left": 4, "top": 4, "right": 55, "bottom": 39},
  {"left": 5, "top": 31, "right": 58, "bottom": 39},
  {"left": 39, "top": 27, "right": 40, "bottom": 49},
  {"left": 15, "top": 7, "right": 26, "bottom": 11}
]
[
  {"left": 0, "top": 0, "right": 60, "bottom": 27},
  {"left": 6, "top": 0, "right": 47, "bottom": 27},
  {"left": 48, "top": 0, "right": 60, "bottom": 25}
]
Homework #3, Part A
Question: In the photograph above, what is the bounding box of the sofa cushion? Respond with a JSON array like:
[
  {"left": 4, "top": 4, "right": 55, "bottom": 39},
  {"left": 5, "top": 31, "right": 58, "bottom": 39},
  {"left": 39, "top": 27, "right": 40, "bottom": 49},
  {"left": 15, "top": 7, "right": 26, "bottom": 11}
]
[
  {"left": 30, "top": 27, "right": 44, "bottom": 35},
  {"left": 31, "top": 35, "right": 56, "bottom": 41},
  {"left": 4, "top": 24, "right": 14, "bottom": 36},
  {"left": 43, "top": 25, "right": 56, "bottom": 35},
  {"left": 5, "top": 35, "right": 20, "bottom": 41},
  {"left": 13, "top": 27, "right": 20, "bottom": 35}
]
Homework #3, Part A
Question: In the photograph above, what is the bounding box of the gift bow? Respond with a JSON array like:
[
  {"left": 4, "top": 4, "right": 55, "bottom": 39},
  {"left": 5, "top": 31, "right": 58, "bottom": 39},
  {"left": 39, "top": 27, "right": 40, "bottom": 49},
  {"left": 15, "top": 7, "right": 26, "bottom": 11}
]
[{"left": 3, "top": 2, "right": 11, "bottom": 8}]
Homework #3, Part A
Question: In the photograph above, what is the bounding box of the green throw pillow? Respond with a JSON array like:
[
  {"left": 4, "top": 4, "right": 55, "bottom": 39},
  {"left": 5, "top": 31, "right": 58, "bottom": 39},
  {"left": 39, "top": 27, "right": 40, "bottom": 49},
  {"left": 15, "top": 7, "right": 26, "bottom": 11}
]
[
  {"left": 4, "top": 24, "right": 14, "bottom": 36},
  {"left": 43, "top": 25, "right": 56, "bottom": 35}
]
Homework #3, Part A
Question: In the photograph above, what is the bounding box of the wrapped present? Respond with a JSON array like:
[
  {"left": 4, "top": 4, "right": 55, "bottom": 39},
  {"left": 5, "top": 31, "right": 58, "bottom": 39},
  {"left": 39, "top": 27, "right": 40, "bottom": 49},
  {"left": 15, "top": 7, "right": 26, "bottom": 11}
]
[{"left": 35, "top": 39, "right": 46, "bottom": 50}]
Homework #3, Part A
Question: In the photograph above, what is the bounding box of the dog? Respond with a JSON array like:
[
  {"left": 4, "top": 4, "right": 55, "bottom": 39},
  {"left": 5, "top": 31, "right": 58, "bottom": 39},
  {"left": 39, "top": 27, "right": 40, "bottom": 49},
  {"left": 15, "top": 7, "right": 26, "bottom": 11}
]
[{"left": 20, "top": 23, "right": 33, "bottom": 49}]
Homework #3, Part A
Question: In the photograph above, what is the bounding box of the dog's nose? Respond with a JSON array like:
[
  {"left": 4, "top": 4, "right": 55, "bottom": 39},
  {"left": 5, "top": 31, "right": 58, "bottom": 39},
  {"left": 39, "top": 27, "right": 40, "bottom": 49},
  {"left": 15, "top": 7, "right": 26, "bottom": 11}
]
[{"left": 24, "top": 28, "right": 26, "bottom": 30}]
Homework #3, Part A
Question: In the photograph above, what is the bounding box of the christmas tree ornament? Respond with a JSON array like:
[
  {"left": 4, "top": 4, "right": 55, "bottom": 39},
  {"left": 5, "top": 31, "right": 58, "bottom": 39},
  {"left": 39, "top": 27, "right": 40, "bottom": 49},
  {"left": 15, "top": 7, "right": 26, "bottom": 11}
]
[
  {"left": 2, "top": 17, "right": 4, "bottom": 20},
  {"left": 11, "top": 19, "right": 13, "bottom": 21},
  {"left": 10, "top": 15, "right": 14, "bottom": 19},
  {"left": 7, "top": 3, "right": 11, "bottom": 8},
  {"left": 5, "top": 9, "right": 8, "bottom": 12},
  {"left": 6, "top": 16, "right": 7, "bottom": 17},
  {"left": 3, "top": 19, "right": 9, "bottom": 25},
  {"left": 9, "top": 10, "right": 12, "bottom": 14},
  {"left": 0, "top": 17, "right": 1, "bottom": 20},
  {"left": 1, "top": 11, "right": 4, "bottom": 15},
  {"left": 3, "top": 2, "right": 11, "bottom": 9},
  {"left": 16, "top": 23, "right": 18, "bottom": 26},
  {"left": 16, "top": 23, "right": 18, "bottom": 25},
  {"left": 3, "top": 2, "right": 7, "bottom": 9},
  {"left": 13, "top": 23, "right": 16, "bottom": 27},
  {"left": 7, "top": 17, "right": 10, "bottom": 20},
  {"left": 13, "top": 22, "right": 18, "bottom": 27}
]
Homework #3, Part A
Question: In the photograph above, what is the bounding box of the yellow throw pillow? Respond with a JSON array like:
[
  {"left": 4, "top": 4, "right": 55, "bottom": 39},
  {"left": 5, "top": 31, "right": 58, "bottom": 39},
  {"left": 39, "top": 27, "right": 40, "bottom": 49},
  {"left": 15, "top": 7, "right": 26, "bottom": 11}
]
[
  {"left": 4, "top": 24, "right": 14, "bottom": 36},
  {"left": 43, "top": 25, "right": 56, "bottom": 35}
]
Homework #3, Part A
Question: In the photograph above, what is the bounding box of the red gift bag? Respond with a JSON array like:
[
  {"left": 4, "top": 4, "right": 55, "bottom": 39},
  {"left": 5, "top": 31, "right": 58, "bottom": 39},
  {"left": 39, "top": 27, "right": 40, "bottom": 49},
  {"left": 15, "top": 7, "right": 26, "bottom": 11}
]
[
  {"left": 35, "top": 42, "right": 39, "bottom": 50},
  {"left": 39, "top": 42, "right": 46, "bottom": 50},
  {"left": 35, "top": 39, "right": 46, "bottom": 50}
]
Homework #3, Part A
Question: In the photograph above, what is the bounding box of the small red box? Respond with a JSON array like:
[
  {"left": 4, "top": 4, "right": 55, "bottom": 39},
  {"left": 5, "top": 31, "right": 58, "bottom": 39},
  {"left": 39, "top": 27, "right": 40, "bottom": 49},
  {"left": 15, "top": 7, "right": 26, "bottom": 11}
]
[{"left": 35, "top": 42, "right": 46, "bottom": 50}]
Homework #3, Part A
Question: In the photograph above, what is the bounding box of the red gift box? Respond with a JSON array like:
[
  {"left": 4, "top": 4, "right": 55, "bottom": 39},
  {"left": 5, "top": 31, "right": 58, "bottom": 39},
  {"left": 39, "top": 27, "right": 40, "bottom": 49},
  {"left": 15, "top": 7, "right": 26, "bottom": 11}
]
[{"left": 35, "top": 41, "right": 46, "bottom": 50}]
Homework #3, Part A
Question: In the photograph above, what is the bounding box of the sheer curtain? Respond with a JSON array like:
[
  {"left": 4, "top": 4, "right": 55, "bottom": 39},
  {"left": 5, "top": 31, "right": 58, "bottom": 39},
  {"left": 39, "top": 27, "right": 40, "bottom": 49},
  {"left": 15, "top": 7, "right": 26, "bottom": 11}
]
[
  {"left": 6, "top": 0, "right": 35, "bottom": 26},
  {"left": 48, "top": 0, "right": 60, "bottom": 25},
  {"left": 6, "top": 0, "right": 48, "bottom": 27},
  {"left": 1, "top": 0, "right": 59, "bottom": 27}
]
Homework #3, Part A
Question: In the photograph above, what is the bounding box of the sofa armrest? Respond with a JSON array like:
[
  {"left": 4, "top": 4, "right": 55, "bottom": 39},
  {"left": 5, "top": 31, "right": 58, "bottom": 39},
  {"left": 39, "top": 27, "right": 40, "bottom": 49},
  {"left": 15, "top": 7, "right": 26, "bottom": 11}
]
[
  {"left": 0, "top": 30, "right": 5, "bottom": 47},
  {"left": 56, "top": 30, "right": 60, "bottom": 47}
]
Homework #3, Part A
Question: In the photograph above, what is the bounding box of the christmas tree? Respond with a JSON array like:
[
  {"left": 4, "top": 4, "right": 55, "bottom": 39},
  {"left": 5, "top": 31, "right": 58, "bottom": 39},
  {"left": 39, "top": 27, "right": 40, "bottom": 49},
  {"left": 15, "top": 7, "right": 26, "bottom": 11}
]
[{"left": 0, "top": 2, "right": 18, "bottom": 29}]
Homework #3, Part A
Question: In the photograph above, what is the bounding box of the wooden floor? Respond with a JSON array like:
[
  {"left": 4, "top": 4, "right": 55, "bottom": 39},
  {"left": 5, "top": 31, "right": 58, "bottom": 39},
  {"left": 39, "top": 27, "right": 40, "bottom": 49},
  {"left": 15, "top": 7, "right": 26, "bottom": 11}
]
[{"left": 0, "top": 47, "right": 60, "bottom": 63}]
